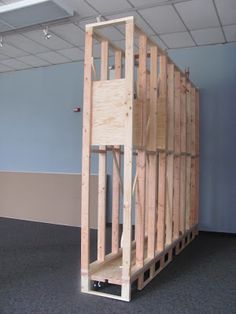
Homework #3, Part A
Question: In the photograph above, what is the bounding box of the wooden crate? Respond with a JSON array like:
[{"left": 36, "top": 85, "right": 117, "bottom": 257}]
[{"left": 81, "top": 16, "right": 200, "bottom": 301}]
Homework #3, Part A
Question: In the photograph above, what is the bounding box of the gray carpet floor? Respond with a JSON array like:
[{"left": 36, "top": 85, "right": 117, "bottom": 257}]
[{"left": 0, "top": 218, "right": 235, "bottom": 314}]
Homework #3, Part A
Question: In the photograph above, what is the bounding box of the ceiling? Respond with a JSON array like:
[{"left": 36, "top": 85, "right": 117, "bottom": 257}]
[{"left": 0, "top": 0, "right": 235, "bottom": 73}]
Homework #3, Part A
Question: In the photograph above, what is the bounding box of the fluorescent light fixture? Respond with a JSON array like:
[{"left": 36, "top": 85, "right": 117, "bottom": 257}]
[{"left": 0, "top": 0, "right": 74, "bottom": 33}]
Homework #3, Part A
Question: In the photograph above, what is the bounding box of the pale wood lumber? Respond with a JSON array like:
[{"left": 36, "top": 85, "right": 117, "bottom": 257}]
[
  {"left": 97, "top": 40, "right": 108, "bottom": 262},
  {"left": 112, "top": 50, "right": 122, "bottom": 254},
  {"left": 81, "top": 27, "right": 93, "bottom": 292}
]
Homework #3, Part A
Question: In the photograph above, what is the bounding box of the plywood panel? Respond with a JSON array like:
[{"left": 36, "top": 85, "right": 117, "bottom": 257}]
[{"left": 92, "top": 79, "right": 127, "bottom": 145}]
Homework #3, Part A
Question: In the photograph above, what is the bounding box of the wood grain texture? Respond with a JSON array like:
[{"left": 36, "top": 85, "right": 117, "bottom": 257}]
[
  {"left": 81, "top": 27, "right": 93, "bottom": 291},
  {"left": 135, "top": 33, "right": 147, "bottom": 272},
  {"left": 121, "top": 18, "right": 134, "bottom": 301},
  {"left": 165, "top": 154, "right": 174, "bottom": 245},
  {"left": 179, "top": 155, "right": 186, "bottom": 234},
  {"left": 112, "top": 50, "right": 122, "bottom": 254},
  {"left": 167, "top": 64, "right": 175, "bottom": 151},
  {"left": 97, "top": 40, "right": 109, "bottom": 262},
  {"left": 147, "top": 45, "right": 158, "bottom": 151},
  {"left": 157, "top": 152, "right": 166, "bottom": 251},
  {"left": 174, "top": 71, "right": 181, "bottom": 154},
  {"left": 157, "top": 56, "right": 167, "bottom": 149},
  {"left": 92, "top": 79, "right": 127, "bottom": 145}
]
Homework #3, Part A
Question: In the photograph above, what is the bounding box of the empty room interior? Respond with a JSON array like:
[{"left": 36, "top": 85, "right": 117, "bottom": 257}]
[{"left": 0, "top": 0, "right": 235, "bottom": 313}]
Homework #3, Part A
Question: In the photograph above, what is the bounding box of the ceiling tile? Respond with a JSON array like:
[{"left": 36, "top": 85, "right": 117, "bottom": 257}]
[
  {"left": 139, "top": 5, "right": 186, "bottom": 34},
  {"left": 50, "top": 23, "right": 85, "bottom": 46},
  {"left": 65, "top": 0, "right": 98, "bottom": 17},
  {"left": 106, "top": 11, "right": 155, "bottom": 35},
  {"left": 175, "top": 0, "right": 220, "bottom": 30},
  {"left": 87, "top": 0, "right": 131, "bottom": 14},
  {"left": 0, "top": 42, "right": 28, "bottom": 57},
  {"left": 18, "top": 55, "right": 50, "bottom": 66},
  {"left": 36, "top": 51, "right": 70, "bottom": 64},
  {"left": 191, "top": 27, "right": 225, "bottom": 45},
  {"left": 0, "top": 52, "right": 8, "bottom": 60},
  {"left": 1, "top": 58, "right": 30, "bottom": 69},
  {"left": 0, "top": 63, "right": 11, "bottom": 72},
  {"left": 78, "top": 18, "right": 95, "bottom": 31},
  {"left": 5, "top": 33, "right": 49, "bottom": 54},
  {"left": 24, "top": 29, "right": 72, "bottom": 50},
  {"left": 223, "top": 24, "right": 236, "bottom": 42},
  {"left": 58, "top": 47, "right": 84, "bottom": 61},
  {"left": 0, "top": 19, "right": 14, "bottom": 31},
  {"left": 149, "top": 35, "right": 167, "bottom": 50},
  {"left": 129, "top": 0, "right": 168, "bottom": 7},
  {"left": 96, "top": 25, "right": 124, "bottom": 41},
  {"left": 160, "top": 31, "right": 195, "bottom": 48},
  {"left": 113, "top": 40, "right": 125, "bottom": 51},
  {"left": 215, "top": 0, "right": 236, "bottom": 25}
]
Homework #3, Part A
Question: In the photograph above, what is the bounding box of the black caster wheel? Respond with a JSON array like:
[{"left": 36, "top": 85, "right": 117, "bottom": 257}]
[
  {"left": 93, "top": 281, "right": 103, "bottom": 290},
  {"left": 93, "top": 281, "right": 99, "bottom": 289}
]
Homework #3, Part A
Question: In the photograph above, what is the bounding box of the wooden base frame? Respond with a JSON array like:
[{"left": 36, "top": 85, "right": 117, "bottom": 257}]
[{"left": 81, "top": 16, "right": 200, "bottom": 302}]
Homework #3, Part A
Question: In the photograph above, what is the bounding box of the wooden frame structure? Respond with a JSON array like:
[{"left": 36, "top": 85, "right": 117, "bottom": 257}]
[{"left": 81, "top": 16, "right": 200, "bottom": 301}]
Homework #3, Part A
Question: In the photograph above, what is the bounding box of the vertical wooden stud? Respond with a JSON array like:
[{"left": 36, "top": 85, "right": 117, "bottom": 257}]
[
  {"left": 179, "top": 155, "right": 186, "bottom": 234},
  {"left": 191, "top": 87, "right": 196, "bottom": 156},
  {"left": 165, "top": 154, "right": 174, "bottom": 245},
  {"left": 179, "top": 77, "right": 187, "bottom": 234},
  {"left": 190, "top": 87, "right": 196, "bottom": 227},
  {"left": 165, "top": 63, "right": 174, "bottom": 245},
  {"left": 173, "top": 71, "right": 181, "bottom": 239},
  {"left": 157, "top": 55, "right": 167, "bottom": 252},
  {"left": 81, "top": 26, "right": 93, "bottom": 292},
  {"left": 157, "top": 56, "right": 167, "bottom": 149},
  {"left": 147, "top": 45, "right": 158, "bottom": 259},
  {"left": 185, "top": 82, "right": 192, "bottom": 230},
  {"left": 157, "top": 152, "right": 166, "bottom": 251},
  {"left": 135, "top": 33, "right": 147, "bottom": 269},
  {"left": 185, "top": 156, "right": 191, "bottom": 230},
  {"left": 195, "top": 90, "right": 200, "bottom": 225},
  {"left": 112, "top": 50, "right": 122, "bottom": 254},
  {"left": 167, "top": 64, "right": 175, "bottom": 152},
  {"left": 97, "top": 40, "right": 109, "bottom": 262},
  {"left": 121, "top": 17, "right": 134, "bottom": 301}
]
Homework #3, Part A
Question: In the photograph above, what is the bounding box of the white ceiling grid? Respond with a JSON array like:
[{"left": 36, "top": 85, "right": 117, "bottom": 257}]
[{"left": 0, "top": 0, "right": 235, "bottom": 73}]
